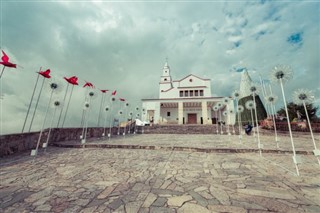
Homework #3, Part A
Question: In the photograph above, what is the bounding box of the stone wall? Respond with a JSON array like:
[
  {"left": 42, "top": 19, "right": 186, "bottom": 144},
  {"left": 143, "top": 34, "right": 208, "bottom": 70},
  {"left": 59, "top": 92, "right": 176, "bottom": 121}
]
[{"left": 0, "top": 125, "right": 136, "bottom": 157}]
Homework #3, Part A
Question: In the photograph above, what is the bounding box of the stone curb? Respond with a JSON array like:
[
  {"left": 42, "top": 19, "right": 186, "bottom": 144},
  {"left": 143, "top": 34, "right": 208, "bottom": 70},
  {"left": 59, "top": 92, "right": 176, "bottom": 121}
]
[{"left": 52, "top": 142, "right": 313, "bottom": 155}]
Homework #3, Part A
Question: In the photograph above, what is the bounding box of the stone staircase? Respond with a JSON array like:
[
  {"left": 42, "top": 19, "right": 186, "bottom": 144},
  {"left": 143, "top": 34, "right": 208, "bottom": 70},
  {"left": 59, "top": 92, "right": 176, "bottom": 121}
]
[{"left": 141, "top": 124, "right": 240, "bottom": 135}]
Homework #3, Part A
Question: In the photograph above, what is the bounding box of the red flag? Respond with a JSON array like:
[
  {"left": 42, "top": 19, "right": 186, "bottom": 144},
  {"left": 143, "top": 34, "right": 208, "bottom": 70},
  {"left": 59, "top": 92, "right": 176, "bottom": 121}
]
[
  {"left": 64, "top": 76, "right": 79, "bottom": 85},
  {"left": 119, "top": 98, "right": 125, "bottom": 101},
  {"left": 83, "top": 81, "right": 94, "bottom": 88},
  {"left": 38, "top": 69, "right": 51, "bottom": 78},
  {"left": 112, "top": 90, "right": 117, "bottom": 96},
  {"left": 100, "top": 89, "right": 109, "bottom": 93},
  {"left": 0, "top": 50, "right": 17, "bottom": 68}
]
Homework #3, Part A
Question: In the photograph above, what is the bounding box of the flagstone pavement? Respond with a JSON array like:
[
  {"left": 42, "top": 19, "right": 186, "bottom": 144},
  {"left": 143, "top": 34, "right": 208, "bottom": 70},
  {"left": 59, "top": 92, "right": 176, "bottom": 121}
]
[{"left": 1, "top": 134, "right": 320, "bottom": 213}]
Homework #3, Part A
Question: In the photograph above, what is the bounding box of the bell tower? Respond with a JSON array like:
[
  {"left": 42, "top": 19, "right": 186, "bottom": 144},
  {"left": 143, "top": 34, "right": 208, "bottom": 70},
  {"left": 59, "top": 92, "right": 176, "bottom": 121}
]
[{"left": 159, "top": 59, "right": 173, "bottom": 94}]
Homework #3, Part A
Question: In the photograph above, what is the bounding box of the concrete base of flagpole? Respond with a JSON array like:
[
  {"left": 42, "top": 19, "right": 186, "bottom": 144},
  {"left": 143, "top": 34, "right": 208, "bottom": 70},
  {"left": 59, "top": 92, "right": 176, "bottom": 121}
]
[
  {"left": 81, "top": 139, "right": 86, "bottom": 144},
  {"left": 42, "top": 143, "right": 48, "bottom": 148},
  {"left": 123, "top": 132, "right": 125, "bottom": 136}
]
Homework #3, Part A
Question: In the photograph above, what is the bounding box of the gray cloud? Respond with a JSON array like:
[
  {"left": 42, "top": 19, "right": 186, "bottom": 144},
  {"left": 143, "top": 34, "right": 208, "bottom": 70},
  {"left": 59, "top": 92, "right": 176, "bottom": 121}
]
[{"left": 0, "top": 1, "right": 319, "bottom": 134}]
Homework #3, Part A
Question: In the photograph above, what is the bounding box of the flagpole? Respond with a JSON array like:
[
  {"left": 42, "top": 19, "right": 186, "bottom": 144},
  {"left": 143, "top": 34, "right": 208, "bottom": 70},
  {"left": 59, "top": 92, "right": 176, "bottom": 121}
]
[
  {"left": 28, "top": 77, "right": 46, "bottom": 132},
  {"left": 61, "top": 85, "right": 74, "bottom": 128},
  {"left": 22, "top": 69, "right": 41, "bottom": 133},
  {"left": 57, "top": 83, "right": 69, "bottom": 127},
  {"left": 0, "top": 66, "right": 5, "bottom": 79}
]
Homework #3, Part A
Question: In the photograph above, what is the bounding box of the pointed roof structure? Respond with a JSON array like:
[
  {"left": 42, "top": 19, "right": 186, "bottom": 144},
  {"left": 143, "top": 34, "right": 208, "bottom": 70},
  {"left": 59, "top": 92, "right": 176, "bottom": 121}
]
[{"left": 239, "top": 69, "right": 253, "bottom": 98}]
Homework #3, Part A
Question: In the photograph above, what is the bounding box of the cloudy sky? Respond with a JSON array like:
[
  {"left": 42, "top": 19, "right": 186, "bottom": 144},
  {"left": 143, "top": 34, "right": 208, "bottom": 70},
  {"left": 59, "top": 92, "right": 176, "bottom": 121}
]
[{"left": 0, "top": 0, "right": 319, "bottom": 134}]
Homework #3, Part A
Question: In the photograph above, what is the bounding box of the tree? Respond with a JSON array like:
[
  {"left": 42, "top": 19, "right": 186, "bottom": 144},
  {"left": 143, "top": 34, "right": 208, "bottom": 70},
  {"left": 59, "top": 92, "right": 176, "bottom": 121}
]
[{"left": 276, "top": 102, "right": 318, "bottom": 122}]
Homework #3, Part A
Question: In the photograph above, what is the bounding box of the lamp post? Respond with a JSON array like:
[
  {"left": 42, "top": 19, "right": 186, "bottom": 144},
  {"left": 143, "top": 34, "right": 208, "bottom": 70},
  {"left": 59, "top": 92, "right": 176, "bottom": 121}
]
[
  {"left": 102, "top": 106, "right": 109, "bottom": 137},
  {"left": 223, "top": 97, "right": 231, "bottom": 135},
  {"left": 217, "top": 102, "right": 223, "bottom": 134},
  {"left": 237, "top": 105, "right": 244, "bottom": 143},
  {"left": 270, "top": 64, "right": 300, "bottom": 176},
  {"left": 123, "top": 102, "right": 129, "bottom": 136},
  {"left": 108, "top": 97, "right": 116, "bottom": 140},
  {"left": 245, "top": 100, "right": 256, "bottom": 144},
  {"left": 248, "top": 84, "right": 262, "bottom": 156},
  {"left": 31, "top": 79, "right": 62, "bottom": 157},
  {"left": 212, "top": 105, "right": 219, "bottom": 135},
  {"left": 265, "top": 94, "right": 279, "bottom": 148},
  {"left": 293, "top": 89, "right": 320, "bottom": 165},
  {"left": 232, "top": 90, "right": 241, "bottom": 135}
]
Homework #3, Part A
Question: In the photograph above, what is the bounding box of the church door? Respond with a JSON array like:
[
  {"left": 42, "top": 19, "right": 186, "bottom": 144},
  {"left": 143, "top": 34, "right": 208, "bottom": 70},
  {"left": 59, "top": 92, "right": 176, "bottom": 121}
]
[{"left": 188, "top": 113, "right": 197, "bottom": 124}]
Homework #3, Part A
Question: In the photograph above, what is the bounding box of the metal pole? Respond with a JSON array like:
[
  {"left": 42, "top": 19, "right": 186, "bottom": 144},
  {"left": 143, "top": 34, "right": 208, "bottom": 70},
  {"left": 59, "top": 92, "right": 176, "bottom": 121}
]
[
  {"left": 108, "top": 100, "right": 114, "bottom": 140},
  {"left": 280, "top": 79, "right": 300, "bottom": 176},
  {"left": 219, "top": 109, "right": 223, "bottom": 134},
  {"left": 270, "top": 104, "right": 279, "bottom": 148},
  {"left": 303, "top": 101, "right": 320, "bottom": 165},
  {"left": 253, "top": 94, "right": 262, "bottom": 156},
  {"left": 80, "top": 88, "right": 89, "bottom": 128},
  {"left": 32, "top": 90, "right": 53, "bottom": 157},
  {"left": 28, "top": 77, "right": 45, "bottom": 132},
  {"left": 103, "top": 107, "right": 109, "bottom": 137},
  {"left": 61, "top": 85, "right": 74, "bottom": 128},
  {"left": 44, "top": 106, "right": 57, "bottom": 152},
  {"left": 57, "top": 83, "right": 69, "bottom": 127},
  {"left": 0, "top": 66, "right": 5, "bottom": 79},
  {"left": 22, "top": 70, "right": 40, "bottom": 132},
  {"left": 83, "top": 97, "right": 92, "bottom": 144},
  {"left": 97, "top": 93, "right": 104, "bottom": 127}
]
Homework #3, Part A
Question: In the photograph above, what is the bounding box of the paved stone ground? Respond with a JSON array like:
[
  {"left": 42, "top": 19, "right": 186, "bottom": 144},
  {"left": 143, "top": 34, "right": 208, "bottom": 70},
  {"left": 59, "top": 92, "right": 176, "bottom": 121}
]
[{"left": 1, "top": 133, "right": 320, "bottom": 213}]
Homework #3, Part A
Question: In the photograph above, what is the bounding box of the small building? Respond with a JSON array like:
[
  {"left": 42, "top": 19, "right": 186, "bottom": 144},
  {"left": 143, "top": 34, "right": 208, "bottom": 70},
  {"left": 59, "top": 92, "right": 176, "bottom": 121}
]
[{"left": 141, "top": 61, "right": 235, "bottom": 125}]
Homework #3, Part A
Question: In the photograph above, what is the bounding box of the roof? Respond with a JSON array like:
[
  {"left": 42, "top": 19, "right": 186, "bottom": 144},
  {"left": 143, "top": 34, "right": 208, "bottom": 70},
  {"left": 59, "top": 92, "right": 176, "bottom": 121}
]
[
  {"left": 173, "top": 74, "right": 210, "bottom": 82},
  {"left": 141, "top": 96, "right": 230, "bottom": 102}
]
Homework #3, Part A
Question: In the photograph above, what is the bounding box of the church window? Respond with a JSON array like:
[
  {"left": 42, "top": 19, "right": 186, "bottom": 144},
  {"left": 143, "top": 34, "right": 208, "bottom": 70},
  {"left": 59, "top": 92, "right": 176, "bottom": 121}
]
[
  {"left": 179, "top": 91, "right": 183, "bottom": 97},
  {"left": 185, "top": 90, "right": 189, "bottom": 97},
  {"left": 167, "top": 112, "right": 171, "bottom": 117},
  {"left": 189, "top": 79, "right": 193, "bottom": 82},
  {"left": 200, "top": 90, "right": 204, "bottom": 96},
  {"left": 164, "top": 78, "right": 167, "bottom": 81},
  {"left": 195, "top": 90, "right": 199, "bottom": 96},
  {"left": 190, "top": 90, "right": 193, "bottom": 96}
]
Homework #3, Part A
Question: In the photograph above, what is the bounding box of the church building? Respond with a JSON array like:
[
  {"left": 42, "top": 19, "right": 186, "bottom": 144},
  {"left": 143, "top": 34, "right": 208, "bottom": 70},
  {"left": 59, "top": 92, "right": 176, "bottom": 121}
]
[{"left": 141, "top": 62, "right": 235, "bottom": 125}]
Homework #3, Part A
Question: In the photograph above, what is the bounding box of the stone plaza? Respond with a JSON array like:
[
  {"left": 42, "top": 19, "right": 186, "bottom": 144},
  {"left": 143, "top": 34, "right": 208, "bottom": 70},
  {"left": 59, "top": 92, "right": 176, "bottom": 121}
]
[{"left": 1, "top": 133, "right": 320, "bottom": 213}]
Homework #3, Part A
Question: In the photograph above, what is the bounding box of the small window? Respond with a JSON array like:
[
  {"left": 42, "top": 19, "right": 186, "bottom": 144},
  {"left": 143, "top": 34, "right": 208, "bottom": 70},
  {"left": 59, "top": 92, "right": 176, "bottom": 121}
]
[
  {"left": 200, "top": 90, "right": 204, "bottom": 96},
  {"left": 189, "top": 79, "right": 193, "bottom": 82},
  {"left": 167, "top": 112, "right": 171, "bottom": 117},
  {"left": 190, "top": 90, "right": 193, "bottom": 96},
  {"left": 164, "top": 78, "right": 167, "bottom": 81},
  {"left": 195, "top": 90, "right": 198, "bottom": 96},
  {"left": 184, "top": 90, "right": 189, "bottom": 97},
  {"left": 179, "top": 91, "right": 183, "bottom": 97}
]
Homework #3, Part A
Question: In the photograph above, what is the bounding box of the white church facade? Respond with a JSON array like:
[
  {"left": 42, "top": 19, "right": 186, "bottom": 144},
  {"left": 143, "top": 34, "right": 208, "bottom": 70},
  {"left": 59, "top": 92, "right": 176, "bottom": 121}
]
[{"left": 141, "top": 62, "right": 235, "bottom": 125}]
